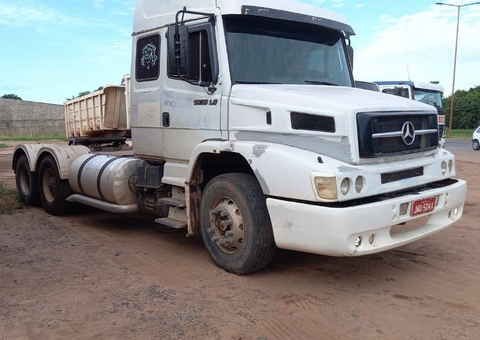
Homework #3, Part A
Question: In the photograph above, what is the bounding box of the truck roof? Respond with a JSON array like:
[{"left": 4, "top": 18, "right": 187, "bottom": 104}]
[
  {"left": 374, "top": 81, "right": 444, "bottom": 93},
  {"left": 134, "top": 0, "right": 354, "bottom": 36}
]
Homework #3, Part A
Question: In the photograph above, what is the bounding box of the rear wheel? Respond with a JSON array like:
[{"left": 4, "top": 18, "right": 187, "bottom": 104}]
[
  {"left": 473, "top": 139, "right": 480, "bottom": 151},
  {"left": 38, "top": 156, "right": 73, "bottom": 215},
  {"left": 200, "top": 173, "right": 276, "bottom": 275},
  {"left": 15, "top": 155, "right": 40, "bottom": 206}
]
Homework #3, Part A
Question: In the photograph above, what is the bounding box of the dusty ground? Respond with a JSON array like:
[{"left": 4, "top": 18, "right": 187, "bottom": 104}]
[{"left": 0, "top": 142, "right": 479, "bottom": 340}]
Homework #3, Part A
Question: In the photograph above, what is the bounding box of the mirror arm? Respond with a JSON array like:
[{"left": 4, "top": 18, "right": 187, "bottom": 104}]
[{"left": 174, "top": 7, "right": 217, "bottom": 92}]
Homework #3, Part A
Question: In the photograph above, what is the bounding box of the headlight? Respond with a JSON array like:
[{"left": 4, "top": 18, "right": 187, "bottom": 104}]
[
  {"left": 448, "top": 159, "right": 453, "bottom": 173},
  {"left": 312, "top": 174, "right": 338, "bottom": 201},
  {"left": 355, "top": 176, "right": 365, "bottom": 193},
  {"left": 340, "top": 178, "right": 351, "bottom": 196},
  {"left": 441, "top": 161, "right": 447, "bottom": 175}
]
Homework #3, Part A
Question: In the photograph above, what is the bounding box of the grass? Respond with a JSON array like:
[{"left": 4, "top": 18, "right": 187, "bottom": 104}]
[
  {"left": 446, "top": 129, "right": 474, "bottom": 140},
  {"left": 0, "top": 143, "right": 8, "bottom": 149},
  {"left": 0, "top": 134, "right": 66, "bottom": 142},
  {"left": 0, "top": 182, "right": 23, "bottom": 214}
]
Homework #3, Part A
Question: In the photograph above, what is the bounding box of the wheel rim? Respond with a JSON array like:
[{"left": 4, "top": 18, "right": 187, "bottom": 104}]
[
  {"left": 474, "top": 141, "right": 479, "bottom": 149},
  {"left": 18, "top": 165, "right": 30, "bottom": 196},
  {"left": 41, "top": 168, "right": 56, "bottom": 203},
  {"left": 207, "top": 196, "right": 245, "bottom": 255}
]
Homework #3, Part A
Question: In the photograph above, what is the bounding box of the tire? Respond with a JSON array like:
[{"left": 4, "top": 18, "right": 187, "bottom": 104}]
[
  {"left": 15, "top": 155, "right": 41, "bottom": 206},
  {"left": 473, "top": 139, "right": 480, "bottom": 151},
  {"left": 38, "top": 156, "right": 73, "bottom": 215},
  {"left": 200, "top": 173, "right": 276, "bottom": 275}
]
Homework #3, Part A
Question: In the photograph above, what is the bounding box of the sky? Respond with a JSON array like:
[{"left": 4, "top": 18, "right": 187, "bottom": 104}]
[{"left": 0, "top": 0, "right": 479, "bottom": 104}]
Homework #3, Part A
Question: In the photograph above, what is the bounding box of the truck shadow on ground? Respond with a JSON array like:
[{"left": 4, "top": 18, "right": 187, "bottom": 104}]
[{"left": 56, "top": 204, "right": 454, "bottom": 286}]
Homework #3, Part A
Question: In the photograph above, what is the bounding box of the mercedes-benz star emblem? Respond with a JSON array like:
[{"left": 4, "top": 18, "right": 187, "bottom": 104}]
[{"left": 401, "top": 121, "right": 416, "bottom": 145}]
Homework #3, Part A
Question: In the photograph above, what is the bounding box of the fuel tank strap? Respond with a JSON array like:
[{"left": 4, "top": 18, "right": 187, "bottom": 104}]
[
  {"left": 77, "top": 154, "right": 102, "bottom": 195},
  {"left": 96, "top": 156, "right": 120, "bottom": 202}
]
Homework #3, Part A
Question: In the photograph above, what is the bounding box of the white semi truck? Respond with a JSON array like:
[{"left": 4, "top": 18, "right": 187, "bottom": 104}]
[{"left": 12, "top": 0, "right": 466, "bottom": 274}]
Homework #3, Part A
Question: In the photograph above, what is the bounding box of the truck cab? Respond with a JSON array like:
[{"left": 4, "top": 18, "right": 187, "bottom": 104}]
[{"left": 12, "top": 0, "right": 466, "bottom": 275}]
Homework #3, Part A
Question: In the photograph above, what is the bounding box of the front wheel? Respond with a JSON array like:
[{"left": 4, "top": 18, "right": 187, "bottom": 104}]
[
  {"left": 15, "top": 155, "right": 41, "bottom": 206},
  {"left": 473, "top": 139, "right": 480, "bottom": 151},
  {"left": 200, "top": 173, "right": 276, "bottom": 275},
  {"left": 38, "top": 156, "right": 73, "bottom": 215}
]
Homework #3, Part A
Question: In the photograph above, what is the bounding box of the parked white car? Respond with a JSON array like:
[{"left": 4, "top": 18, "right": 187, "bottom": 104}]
[{"left": 473, "top": 126, "right": 480, "bottom": 150}]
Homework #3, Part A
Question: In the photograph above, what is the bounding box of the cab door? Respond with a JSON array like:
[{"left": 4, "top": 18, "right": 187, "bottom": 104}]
[{"left": 162, "top": 22, "right": 222, "bottom": 163}]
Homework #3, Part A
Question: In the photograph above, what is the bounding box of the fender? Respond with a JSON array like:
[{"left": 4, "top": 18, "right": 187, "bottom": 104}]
[
  {"left": 185, "top": 140, "right": 223, "bottom": 182},
  {"left": 13, "top": 144, "right": 91, "bottom": 179},
  {"left": 186, "top": 140, "right": 326, "bottom": 202}
]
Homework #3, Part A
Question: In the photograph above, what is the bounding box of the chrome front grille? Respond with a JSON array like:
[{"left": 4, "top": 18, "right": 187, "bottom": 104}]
[{"left": 357, "top": 112, "right": 439, "bottom": 158}]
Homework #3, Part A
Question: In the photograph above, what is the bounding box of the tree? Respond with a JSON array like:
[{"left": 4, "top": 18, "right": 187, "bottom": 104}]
[
  {"left": 65, "top": 86, "right": 104, "bottom": 101},
  {"left": 2, "top": 94, "right": 22, "bottom": 100},
  {"left": 65, "top": 91, "right": 92, "bottom": 101},
  {"left": 78, "top": 91, "right": 91, "bottom": 97},
  {"left": 442, "top": 85, "right": 480, "bottom": 129}
]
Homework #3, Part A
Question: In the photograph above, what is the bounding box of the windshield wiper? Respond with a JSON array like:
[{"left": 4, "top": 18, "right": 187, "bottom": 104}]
[{"left": 304, "top": 80, "right": 339, "bottom": 86}]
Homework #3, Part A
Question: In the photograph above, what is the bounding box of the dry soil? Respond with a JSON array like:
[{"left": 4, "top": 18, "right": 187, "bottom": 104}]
[{"left": 1, "top": 142, "right": 479, "bottom": 340}]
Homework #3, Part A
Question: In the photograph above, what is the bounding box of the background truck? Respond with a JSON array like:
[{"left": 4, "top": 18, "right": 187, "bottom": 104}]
[
  {"left": 11, "top": 0, "right": 466, "bottom": 275},
  {"left": 374, "top": 81, "right": 446, "bottom": 143},
  {"left": 355, "top": 80, "right": 379, "bottom": 92},
  {"left": 64, "top": 76, "right": 131, "bottom": 149}
]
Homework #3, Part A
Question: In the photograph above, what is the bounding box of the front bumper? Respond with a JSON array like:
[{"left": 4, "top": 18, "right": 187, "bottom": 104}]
[{"left": 267, "top": 179, "right": 466, "bottom": 256}]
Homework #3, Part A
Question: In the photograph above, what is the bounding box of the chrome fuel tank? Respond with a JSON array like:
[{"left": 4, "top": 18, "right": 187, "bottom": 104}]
[{"left": 69, "top": 154, "right": 145, "bottom": 205}]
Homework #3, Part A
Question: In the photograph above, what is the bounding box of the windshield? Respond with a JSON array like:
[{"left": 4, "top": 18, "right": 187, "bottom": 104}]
[
  {"left": 413, "top": 89, "right": 443, "bottom": 111},
  {"left": 223, "top": 16, "right": 353, "bottom": 87}
]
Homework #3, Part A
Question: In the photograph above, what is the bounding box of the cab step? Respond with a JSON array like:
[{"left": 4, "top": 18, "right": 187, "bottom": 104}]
[
  {"left": 158, "top": 197, "right": 186, "bottom": 208},
  {"left": 155, "top": 217, "right": 187, "bottom": 229}
]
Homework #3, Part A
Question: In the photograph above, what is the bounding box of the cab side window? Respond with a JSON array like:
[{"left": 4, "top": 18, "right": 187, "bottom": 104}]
[
  {"left": 187, "top": 30, "right": 213, "bottom": 83},
  {"left": 382, "top": 87, "right": 409, "bottom": 98},
  {"left": 168, "top": 27, "right": 214, "bottom": 83},
  {"left": 136, "top": 34, "right": 160, "bottom": 82}
]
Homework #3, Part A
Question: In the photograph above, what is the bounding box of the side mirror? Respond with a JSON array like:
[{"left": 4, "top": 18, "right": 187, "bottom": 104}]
[
  {"left": 167, "top": 24, "right": 189, "bottom": 76},
  {"left": 394, "top": 87, "right": 409, "bottom": 98}
]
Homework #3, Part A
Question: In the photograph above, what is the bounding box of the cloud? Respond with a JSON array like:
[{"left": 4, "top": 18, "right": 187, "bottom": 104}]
[
  {"left": 354, "top": 4, "right": 364, "bottom": 9},
  {"left": 0, "top": 1, "right": 132, "bottom": 30},
  {"left": 331, "top": 0, "right": 347, "bottom": 8},
  {"left": 2, "top": 85, "right": 31, "bottom": 91},
  {"left": 0, "top": 2, "right": 62, "bottom": 27},
  {"left": 93, "top": 0, "right": 105, "bottom": 8},
  {"left": 353, "top": 5, "right": 480, "bottom": 92}
]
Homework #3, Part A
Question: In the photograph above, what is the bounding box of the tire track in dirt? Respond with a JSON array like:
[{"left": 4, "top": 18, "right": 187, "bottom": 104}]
[
  {"left": 48, "top": 212, "right": 214, "bottom": 286},
  {"left": 47, "top": 211, "right": 366, "bottom": 338},
  {"left": 257, "top": 296, "right": 361, "bottom": 340},
  {"left": 7, "top": 206, "right": 478, "bottom": 339},
  {"left": 2, "top": 146, "right": 480, "bottom": 339}
]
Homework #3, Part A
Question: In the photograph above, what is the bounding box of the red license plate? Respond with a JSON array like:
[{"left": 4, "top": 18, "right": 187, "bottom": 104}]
[
  {"left": 411, "top": 197, "right": 436, "bottom": 216},
  {"left": 438, "top": 115, "right": 445, "bottom": 124}
]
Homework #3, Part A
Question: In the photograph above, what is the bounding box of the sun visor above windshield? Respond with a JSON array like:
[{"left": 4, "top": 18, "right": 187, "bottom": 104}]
[{"left": 241, "top": 5, "right": 355, "bottom": 37}]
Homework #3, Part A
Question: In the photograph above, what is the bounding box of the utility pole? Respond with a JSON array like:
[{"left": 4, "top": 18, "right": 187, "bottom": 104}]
[{"left": 435, "top": 2, "right": 480, "bottom": 137}]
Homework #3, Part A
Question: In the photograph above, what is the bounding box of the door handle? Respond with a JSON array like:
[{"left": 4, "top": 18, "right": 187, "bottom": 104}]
[{"left": 162, "top": 112, "right": 170, "bottom": 127}]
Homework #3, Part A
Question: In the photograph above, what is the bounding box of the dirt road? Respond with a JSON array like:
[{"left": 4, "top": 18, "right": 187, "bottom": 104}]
[{"left": 1, "top": 142, "right": 479, "bottom": 339}]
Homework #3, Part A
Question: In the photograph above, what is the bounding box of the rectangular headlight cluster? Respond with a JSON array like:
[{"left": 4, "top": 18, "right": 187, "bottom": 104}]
[{"left": 311, "top": 174, "right": 338, "bottom": 202}]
